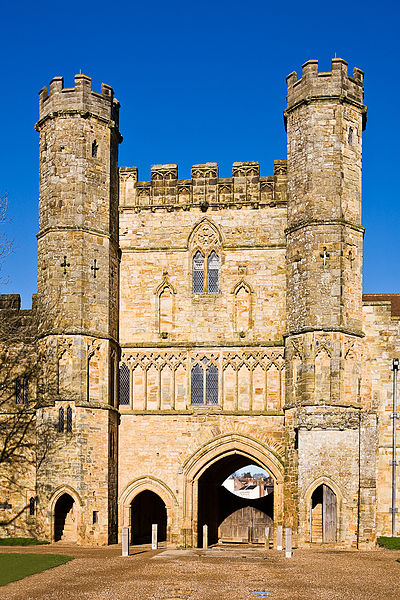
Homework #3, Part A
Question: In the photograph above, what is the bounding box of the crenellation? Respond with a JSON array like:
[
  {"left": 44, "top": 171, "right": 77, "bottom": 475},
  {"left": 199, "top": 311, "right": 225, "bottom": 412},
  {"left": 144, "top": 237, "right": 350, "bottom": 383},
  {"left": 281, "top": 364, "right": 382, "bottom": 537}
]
[{"left": 119, "top": 161, "right": 286, "bottom": 210}]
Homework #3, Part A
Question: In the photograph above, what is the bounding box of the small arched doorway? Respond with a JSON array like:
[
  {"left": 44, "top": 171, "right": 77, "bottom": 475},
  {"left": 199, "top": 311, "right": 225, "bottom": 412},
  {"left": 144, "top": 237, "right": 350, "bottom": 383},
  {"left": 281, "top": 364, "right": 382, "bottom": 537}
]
[
  {"left": 131, "top": 490, "right": 167, "bottom": 544},
  {"left": 311, "top": 484, "right": 337, "bottom": 543},
  {"left": 54, "top": 493, "right": 77, "bottom": 542}
]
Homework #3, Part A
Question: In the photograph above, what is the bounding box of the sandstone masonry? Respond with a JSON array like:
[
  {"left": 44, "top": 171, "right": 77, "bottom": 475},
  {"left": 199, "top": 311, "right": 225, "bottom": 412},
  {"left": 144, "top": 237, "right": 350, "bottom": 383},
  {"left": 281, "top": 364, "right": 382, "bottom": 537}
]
[{"left": 0, "top": 58, "right": 399, "bottom": 549}]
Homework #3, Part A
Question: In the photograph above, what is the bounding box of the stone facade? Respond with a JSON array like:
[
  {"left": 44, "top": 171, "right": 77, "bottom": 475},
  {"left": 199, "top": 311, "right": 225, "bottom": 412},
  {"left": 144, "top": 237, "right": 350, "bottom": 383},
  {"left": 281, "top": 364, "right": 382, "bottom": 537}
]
[{"left": 0, "top": 58, "right": 399, "bottom": 548}]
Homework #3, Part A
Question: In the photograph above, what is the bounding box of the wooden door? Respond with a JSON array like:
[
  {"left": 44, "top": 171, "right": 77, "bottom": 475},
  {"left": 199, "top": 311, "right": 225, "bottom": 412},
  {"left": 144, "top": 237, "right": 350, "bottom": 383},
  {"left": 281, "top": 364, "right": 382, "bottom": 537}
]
[
  {"left": 322, "top": 484, "right": 337, "bottom": 543},
  {"left": 218, "top": 506, "right": 273, "bottom": 543}
]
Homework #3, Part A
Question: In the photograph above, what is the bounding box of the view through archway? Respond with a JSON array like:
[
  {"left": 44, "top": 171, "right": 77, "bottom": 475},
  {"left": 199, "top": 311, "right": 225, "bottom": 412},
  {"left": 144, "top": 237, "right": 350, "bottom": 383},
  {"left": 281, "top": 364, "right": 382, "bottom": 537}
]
[
  {"left": 131, "top": 490, "right": 167, "bottom": 544},
  {"left": 198, "top": 456, "right": 274, "bottom": 546}
]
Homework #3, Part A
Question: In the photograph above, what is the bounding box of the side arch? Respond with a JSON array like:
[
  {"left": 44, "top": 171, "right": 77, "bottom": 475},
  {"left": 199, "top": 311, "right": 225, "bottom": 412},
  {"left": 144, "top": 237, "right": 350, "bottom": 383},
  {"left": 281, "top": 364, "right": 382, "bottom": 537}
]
[
  {"left": 302, "top": 476, "right": 344, "bottom": 544},
  {"left": 119, "top": 476, "right": 178, "bottom": 542},
  {"left": 49, "top": 485, "right": 82, "bottom": 543}
]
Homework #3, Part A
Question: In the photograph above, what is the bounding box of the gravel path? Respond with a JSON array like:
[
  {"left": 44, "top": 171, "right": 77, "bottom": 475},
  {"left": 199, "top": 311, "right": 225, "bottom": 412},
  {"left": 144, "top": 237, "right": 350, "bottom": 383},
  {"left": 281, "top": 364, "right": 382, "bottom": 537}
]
[{"left": 0, "top": 544, "right": 399, "bottom": 600}]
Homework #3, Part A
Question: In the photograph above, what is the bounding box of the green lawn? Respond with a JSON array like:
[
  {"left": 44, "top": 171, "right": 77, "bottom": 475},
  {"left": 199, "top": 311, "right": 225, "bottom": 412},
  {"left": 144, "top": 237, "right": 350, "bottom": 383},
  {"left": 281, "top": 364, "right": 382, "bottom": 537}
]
[
  {"left": 377, "top": 536, "right": 400, "bottom": 550},
  {"left": 0, "top": 553, "right": 73, "bottom": 586},
  {"left": 0, "top": 537, "right": 49, "bottom": 546}
]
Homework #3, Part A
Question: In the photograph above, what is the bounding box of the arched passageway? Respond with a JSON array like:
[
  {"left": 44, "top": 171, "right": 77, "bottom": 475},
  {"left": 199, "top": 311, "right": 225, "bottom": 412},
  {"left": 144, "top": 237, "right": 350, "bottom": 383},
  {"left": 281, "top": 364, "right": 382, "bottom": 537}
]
[
  {"left": 311, "top": 484, "right": 337, "bottom": 543},
  {"left": 198, "top": 455, "right": 274, "bottom": 546},
  {"left": 54, "top": 493, "right": 76, "bottom": 542},
  {"left": 131, "top": 490, "right": 167, "bottom": 544}
]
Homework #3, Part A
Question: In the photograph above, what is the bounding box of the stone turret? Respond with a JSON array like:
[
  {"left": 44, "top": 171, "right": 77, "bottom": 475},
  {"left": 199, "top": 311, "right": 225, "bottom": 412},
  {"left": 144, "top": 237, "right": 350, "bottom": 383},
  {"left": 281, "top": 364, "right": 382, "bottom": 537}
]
[
  {"left": 34, "top": 75, "right": 121, "bottom": 544},
  {"left": 283, "top": 59, "right": 375, "bottom": 549}
]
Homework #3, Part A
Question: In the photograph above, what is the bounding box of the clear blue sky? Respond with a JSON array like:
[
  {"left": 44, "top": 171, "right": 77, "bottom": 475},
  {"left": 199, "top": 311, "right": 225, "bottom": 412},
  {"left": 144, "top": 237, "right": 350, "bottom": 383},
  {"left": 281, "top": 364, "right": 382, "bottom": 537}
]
[{"left": 0, "top": 0, "right": 398, "bottom": 307}]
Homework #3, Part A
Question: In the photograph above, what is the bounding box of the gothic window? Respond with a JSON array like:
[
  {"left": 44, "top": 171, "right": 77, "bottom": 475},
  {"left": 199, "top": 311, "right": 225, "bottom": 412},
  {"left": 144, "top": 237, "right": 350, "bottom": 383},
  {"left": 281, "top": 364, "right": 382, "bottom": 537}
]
[
  {"left": 16, "top": 377, "right": 29, "bottom": 404},
  {"left": 193, "top": 251, "right": 205, "bottom": 294},
  {"left": 23, "top": 377, "right": 29, "bottom": 404},
  {"left": 92, "top": 140, "right": 98, "bottom": 158},
  {"left": 348, "top": 127, "right": 353, "bottom": 145},
  {"left": 191, "top": 363, "right": 204, "bottom": 405},
  {"left": 207, "top": 251, "right": 219, "bottom": 293},
  {"left": 15, "top": 377, "right": 21, "bottom": 404},
  {"left": 66, "top": 406, "right": 72, "bottom": 433},
  {"left": 29, "top": 497, "right": 35, "bottom": 516},
  {"left": 119, "top": 363, "right": 130, "bottom": 406},
  {"left": 206, "top": 364, "right": 218, "bottom": 405},
  {"left": 58, "top": 407, "right": 64, "bottom": 433},
  {"left": 110, "top": 359, "right": 115, "bottom": 406},
  {"left": 191, "top": 359, "right": 219, "bottom": 405},
  {"left": 159, "top": 286, "right": 173, "bottom": 333}
]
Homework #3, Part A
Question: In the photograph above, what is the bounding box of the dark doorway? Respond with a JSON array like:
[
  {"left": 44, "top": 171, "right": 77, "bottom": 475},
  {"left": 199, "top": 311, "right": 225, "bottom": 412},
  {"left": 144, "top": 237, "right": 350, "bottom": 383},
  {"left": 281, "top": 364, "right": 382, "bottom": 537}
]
[
  {"left": 54, "top": 493, "right": 76, "bottom": 542},
  {"left": 198, "top": 456, "right": 274, "bottom": 546},
  {"left": 311, "top": 484, "right": 337, "bottom": 543},
  {"left": 131, "top": 490, "right": 167, "bottom": 544}
]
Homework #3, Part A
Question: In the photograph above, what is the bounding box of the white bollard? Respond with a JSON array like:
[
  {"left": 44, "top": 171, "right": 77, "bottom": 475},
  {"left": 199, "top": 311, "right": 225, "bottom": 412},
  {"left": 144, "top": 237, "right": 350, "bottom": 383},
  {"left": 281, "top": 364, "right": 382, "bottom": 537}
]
[
  {"left": 265, "top": 526, "right": 270, "bottom": 549},
  {"left": 285, "top": 527, "right": 293, "bottom": 558},
  {"left": 152, "top": 523, "right": 158, "bottom": 550},
  {"left": 203, "top": 524, "right": 208, "bottom": 549},
  {"left": 277, "top": 525, "right": 283, "bottom": 551},
  {"left": 122, "top": 527, "right": 129, "bottom": 556}
]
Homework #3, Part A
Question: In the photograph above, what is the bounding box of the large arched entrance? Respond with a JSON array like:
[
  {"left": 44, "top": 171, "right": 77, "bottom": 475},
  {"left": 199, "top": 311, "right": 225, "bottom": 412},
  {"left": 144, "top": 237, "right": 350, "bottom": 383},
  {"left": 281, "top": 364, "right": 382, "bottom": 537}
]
[
  {"left": 197, "top": 455, "right": 274, "bottom": 546},
  {"left": 131, "top": 490, "right": 167, "bottom": 544},
  {"left": 54, "top": 493, "right": 77, "bottom": 542}
]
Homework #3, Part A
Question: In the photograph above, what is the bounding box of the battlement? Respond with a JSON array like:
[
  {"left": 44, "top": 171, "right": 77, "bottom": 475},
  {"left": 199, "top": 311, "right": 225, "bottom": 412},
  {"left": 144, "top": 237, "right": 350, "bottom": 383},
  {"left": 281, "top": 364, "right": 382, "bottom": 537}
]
[
  {"left": 119, "top": 160, "right": 287, "bottom": 211},
  {"left": 286, "top": 58, "right": 365, "bottom": 117},
  {"left": 37, "top": 74, "right": 120, "bottom": 126}
]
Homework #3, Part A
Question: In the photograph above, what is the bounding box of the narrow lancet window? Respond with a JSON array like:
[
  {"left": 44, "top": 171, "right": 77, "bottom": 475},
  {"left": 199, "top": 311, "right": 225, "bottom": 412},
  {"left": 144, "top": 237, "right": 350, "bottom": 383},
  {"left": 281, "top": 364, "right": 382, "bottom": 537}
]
[
  {"left": 208, "top": 251, "right": 219, "bottom": 293},
  {"left": 191, "top": 363, "right": 204, "bottom": 404},
  {"left": 206, "top": 364, "right": 218, "bottom": 405},
  {"left": 58, "top": 407, "right": 64, "bottom": 433},
  {"left": 119, "top": 363, "right": 130, "bottom": 406},
  {"left": 23, "top": 377, "right": 29, "bottom": 404},
  {"left": 348, "top": 127, "right": 353, "bottom": 145},
  {"left": 66, "top": 406, "right": 72, "bottom": 433},
  {"left": 29, "top": 497, "right": 35, "bottom": 516},
  {"left": 92, "top": 140, "right": 98, "bottom": 158},
  {"left": 193, "top": 251, "right": 205, "bottom": 294},
  {"left": 15, "top": 377, "right": 21, "bottom": 404}
]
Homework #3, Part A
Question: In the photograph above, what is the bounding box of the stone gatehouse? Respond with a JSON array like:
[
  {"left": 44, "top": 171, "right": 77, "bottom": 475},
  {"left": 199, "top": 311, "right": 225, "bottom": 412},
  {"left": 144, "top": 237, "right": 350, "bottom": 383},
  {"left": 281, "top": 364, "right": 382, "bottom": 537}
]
[{"left": 0, "top": 58, "right": 399, "bottom": 549}]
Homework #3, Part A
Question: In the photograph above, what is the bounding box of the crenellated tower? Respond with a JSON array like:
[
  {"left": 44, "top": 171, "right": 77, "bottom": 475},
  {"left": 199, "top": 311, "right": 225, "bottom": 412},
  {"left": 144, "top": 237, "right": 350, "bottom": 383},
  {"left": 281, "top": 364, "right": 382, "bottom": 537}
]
[
  {"left": 283, "top": 59, "right": 376, "bottom": 548},
  {"left": 34, "top": 75, "right": 122, "bottom": 543}
]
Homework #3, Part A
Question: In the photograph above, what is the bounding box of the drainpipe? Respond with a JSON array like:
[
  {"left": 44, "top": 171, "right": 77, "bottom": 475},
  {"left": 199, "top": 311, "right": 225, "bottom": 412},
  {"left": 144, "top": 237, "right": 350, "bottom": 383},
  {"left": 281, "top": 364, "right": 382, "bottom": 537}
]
[{"left": 391, "top": 358, "right": 399, "bottom": 537}]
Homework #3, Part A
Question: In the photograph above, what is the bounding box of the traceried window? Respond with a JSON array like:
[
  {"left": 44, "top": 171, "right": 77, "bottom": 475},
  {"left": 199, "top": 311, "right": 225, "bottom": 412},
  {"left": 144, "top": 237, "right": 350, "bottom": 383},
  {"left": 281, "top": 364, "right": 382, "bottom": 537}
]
[
  {"left": 193, "top": 251, "right": 205, "bottom": 294},
  {"left": 119, "top": 363, "right": 130, "bottom": 406},
  {"left": 207, "top": 251, "right": 219, "bottom": 293},
  {"left": 191, "top": 363, "right": 204, "bottom": 405},
  {"left": 191, "top": 359, "right": 219, "bottom": 405},
  {"left": 206, "top": 364, "right": 218, "bottom": 405},
  {"left": 58, "top": 407, "right": 64, "bottom": 433},
  {"left": 193, "top": 251, "right": 219, "bottom": 294}
]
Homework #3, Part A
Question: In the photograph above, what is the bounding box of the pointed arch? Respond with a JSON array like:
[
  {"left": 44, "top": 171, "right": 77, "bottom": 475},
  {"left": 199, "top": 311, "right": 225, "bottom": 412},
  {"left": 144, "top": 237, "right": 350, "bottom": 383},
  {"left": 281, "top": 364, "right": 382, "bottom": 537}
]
[
  {"left": 232, "top": 279, "right": 253, "bottom": 333},
  {"left": 155, "top": 278, "right": 175, "bottom": 334},
  {"left": 314, "top": 347, "right": 331, "bottom": 403},
  {"left": 188, "top": 218, "right": 223, "bottom": 249}
]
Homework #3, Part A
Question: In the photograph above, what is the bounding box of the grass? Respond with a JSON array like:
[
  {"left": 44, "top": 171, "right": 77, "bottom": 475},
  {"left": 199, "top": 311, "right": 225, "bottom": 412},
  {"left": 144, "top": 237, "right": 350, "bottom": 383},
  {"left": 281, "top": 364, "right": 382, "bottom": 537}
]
[
  {"left": 377, "top": 536, "right": 400, "bottom": 550},
  {"left": 0, "top": 553, "right": 73, "bottom": 586},
  {"left": 0, "top": 537, "right": 49, "bottom": 546}
]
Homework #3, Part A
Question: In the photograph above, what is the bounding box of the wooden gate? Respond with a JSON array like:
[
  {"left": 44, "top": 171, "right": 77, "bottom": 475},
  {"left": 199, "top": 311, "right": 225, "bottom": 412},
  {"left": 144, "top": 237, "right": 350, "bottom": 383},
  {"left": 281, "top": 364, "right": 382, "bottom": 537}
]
[
  {"left": 218, "top": 506, "right": 273, "bottom": 543},
  {"left": 322, "top": 484, "right": 337, "bottom": 543}
]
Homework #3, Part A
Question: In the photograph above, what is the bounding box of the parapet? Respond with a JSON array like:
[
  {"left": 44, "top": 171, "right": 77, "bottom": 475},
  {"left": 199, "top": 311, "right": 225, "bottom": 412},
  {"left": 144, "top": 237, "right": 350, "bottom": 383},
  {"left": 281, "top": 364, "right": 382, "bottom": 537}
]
[
  {"left": 119, "top": 160, "right": 287, "bottom": 211},
  {"left": 37, "top": 74, "right": 120, "bottom": 128},
  {"left": 286, "top": 58, "right": 365, "bottom": 117}
]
